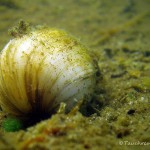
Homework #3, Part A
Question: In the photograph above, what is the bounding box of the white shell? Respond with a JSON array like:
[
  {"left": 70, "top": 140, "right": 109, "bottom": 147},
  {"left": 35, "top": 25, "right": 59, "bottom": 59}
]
[{"left": 0, "top": 28, "right": 96, "bottom": 117}]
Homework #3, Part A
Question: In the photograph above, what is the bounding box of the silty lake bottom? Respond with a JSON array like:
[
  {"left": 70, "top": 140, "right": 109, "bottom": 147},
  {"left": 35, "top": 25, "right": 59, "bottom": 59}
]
[{"left": 0, "top": 0, "right": 150, "bottom": 149}]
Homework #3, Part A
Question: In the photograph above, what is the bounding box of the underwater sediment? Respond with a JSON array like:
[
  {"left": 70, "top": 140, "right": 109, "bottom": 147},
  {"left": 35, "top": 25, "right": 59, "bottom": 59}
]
[{"left": 0, "top": 0, "right": 150, "bottom": 149}]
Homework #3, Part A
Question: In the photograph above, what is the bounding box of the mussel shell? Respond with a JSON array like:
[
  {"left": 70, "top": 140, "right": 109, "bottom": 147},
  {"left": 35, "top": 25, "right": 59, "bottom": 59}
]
[{"left": 0, "top": 28, "right": 96, "bottom": 118}]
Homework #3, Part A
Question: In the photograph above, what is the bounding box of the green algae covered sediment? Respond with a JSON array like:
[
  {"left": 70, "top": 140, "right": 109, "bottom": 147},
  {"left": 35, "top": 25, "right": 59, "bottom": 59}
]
[{"left": 0, "top": 0, "right": 150, "bottom": 149}]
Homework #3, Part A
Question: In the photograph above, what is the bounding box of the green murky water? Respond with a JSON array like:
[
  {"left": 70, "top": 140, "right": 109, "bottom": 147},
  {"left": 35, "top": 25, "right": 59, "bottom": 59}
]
[{"left": 0, "top": 0, "right": 150, "bottom": 149}]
